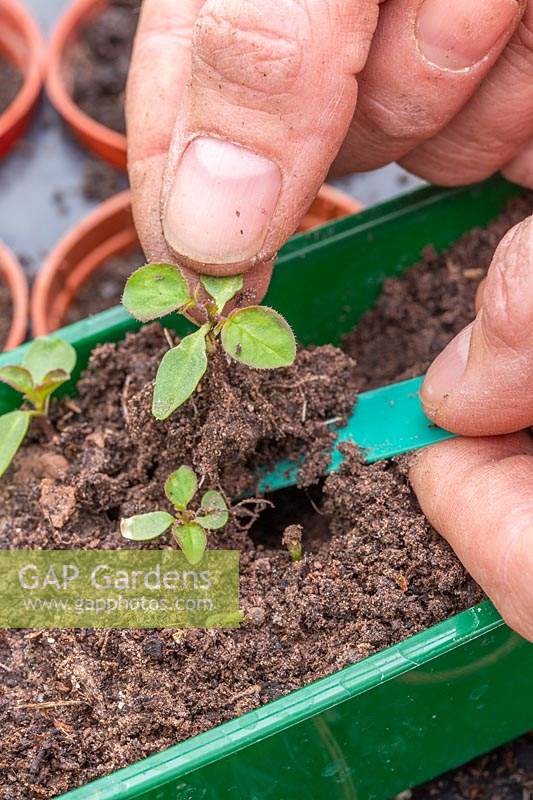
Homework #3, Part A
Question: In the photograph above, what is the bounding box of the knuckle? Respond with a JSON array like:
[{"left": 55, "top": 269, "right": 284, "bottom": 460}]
[
  {"left": 500, "top": 601, "right": 533, "bottom": 642},
  {"left": 193, "top": 0, "right": 303, "bottom": 96},
  {"left": 495, "top": 506, "right": 533, "bottom": 642},
  {"left": 362, "top": 94, "right": 447, "bottom": 143},
  {"left": 502, "top": 10, "right": 533, "bottom": 80},
  {"left": 482, "top": 218, "right": 533, "bottom": 350},
  {"left": 401, "top": 139, "right": 497, "bottom": 187}
]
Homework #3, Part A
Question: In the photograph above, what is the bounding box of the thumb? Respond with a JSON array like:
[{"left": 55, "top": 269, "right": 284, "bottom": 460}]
[
  {"left": 421, "top": 216, "right": 533, "bottom": 436},
  {"left": 160, "top": 0, "right": 379, "bottom": 275}
]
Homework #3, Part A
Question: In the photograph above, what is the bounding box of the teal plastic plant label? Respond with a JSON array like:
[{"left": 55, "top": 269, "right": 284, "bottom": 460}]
[{"left": 0, "top": 550, "right": 240, "bottom": 629}]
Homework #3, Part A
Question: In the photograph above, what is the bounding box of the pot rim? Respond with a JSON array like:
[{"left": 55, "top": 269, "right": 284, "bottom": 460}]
[
  {"left": 0, "top": 0, "right": 45, "bottom": 157},
  {"left": 32, "top": 190, "right": 133, "bottom": 336},
  {"left": 0, "top": 241, "right": 29, "bottom": 351},
  {"left": 45, "top": 0, "right": 127, "bottom": 169}
]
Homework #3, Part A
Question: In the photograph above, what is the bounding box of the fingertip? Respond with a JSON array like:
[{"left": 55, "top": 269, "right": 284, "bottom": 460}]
[
  {"left": 410, "top": 435, "right": 533, "bottom": 641},
  {"left": 419, "top": 323, "right": 473, "bottom": 426}
]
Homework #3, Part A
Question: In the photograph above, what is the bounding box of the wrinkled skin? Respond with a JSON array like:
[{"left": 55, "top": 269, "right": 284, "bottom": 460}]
[{"left": 126, "top": 0, "right": 533, "bottom": 641}]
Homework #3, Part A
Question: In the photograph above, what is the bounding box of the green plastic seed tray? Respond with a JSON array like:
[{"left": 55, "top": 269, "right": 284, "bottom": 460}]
[{"left": 1, "top": 176, "right": 532, "bottom": 799}]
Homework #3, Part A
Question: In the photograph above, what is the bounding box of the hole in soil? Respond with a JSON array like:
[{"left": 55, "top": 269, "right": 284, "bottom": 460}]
[
  {"left": 106, "top": 506, "right": 121, "bottom": 522},
  {"left": 248, "top": 482, "right": 331, "bottom": 553}
]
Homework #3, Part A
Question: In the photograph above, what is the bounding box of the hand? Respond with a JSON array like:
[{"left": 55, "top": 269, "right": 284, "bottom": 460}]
[
  {"left": 412, "top": 216, "right": 533, "bottom": 642},
  {"left": 127, "top": 0, "right": 533, "bottom": 301}
]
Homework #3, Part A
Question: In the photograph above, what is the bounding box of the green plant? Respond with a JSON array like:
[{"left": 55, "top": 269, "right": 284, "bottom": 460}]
[
  {"left": 0, "top": 337, "right": 77, "bottom": 478},
  {"left": 282, "top": 524, "right": 303, "bottom": 562},
  {"left": 123, "top": 264, "right": 296, "bottom": 420},
  {"left": 121, "top": 465, "right": 229, "bottom": 565}
]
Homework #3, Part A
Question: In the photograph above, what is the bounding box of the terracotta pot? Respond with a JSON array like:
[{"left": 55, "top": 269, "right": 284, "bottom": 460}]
[
  {"left": 46, "top": 0, "right": 127, "bottom": 169},
  {"left": 32, "top": 185, "right": 362, "bottom": 335},
  {"left": 32, "top": 191, "right": 134, "bottom": 335},
  {"left": 0, "top": 241, "right": 29, "bottom": 350},
  {"left": 300, "top": 184, "right": 362, "bottom": 231},
  {"left": 0, "top": 0, "right": 44, "bottom": 159}
]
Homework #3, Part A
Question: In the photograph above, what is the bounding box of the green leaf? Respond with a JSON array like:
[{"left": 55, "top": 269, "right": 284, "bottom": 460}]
[
  {"left": 152, "top": 324, "right": 209, "bottom": 420},
  {"left": 221, "top": 306, "right": 296, "bottom": 369},
  {"left": 120, "top": 511, "right": 175, "bottom": 541},
  {"left": 0, "top": 366, "right": 35, "bottom": 398},
  {"left": 36, "top": 368, "right": 71, "bottom": 392},
  {"left": 0, "top": 410, "right": 30, "bottom": 478},
  {"left": 197, "top": 490, "right": 228, "bottom": 530},
  {"left": 23, "top": 337, "right": 76, "bottom": 386},
  {"left": 200, "top": 274, "right": 243, "bottom": 315},
  {"left": 123, "top": 263, "right": 192, "bottom": 322},
  {"left": 165, "top": 465, "right": 197, "bottom": 511},
  {"left": 174, "top": 522, "right": 207, "bottom": 566},
  {"left": 32, "top": 369, "right": 72, "bottom": 410}
]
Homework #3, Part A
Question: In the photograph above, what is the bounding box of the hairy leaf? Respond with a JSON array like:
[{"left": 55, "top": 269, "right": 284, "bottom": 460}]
[
  {"left": 121, "top": 511, "right": 174, "bottom": 541},
  {"left": 174, "top": 522, "right": 207, "bottom": 566},
  {"left": 152, "top": 324, "right": 209, "bottom": 420},
  {"left": 23, "top": 337, "right": 76, "bottom": 386},
  {"left": 123, "top": 263, "right": 192, "bottom": 322},
  {"left": 197, "top": 490, "right": 228, "bottom": 530},
  {"left": 200, "top": 274, "right": 243, "bottom": 314},
  {"left": 0, "top": 410, "right": 30, "bottom": 477},
  {"left": 221, "top": 306, "right": 296, "bottom": 368},
  {"left": 165, "top": 465, "right": 198, "bottom": 511},
  {"left": 0, "top": 366, "right": 36, "bottom": 399}
]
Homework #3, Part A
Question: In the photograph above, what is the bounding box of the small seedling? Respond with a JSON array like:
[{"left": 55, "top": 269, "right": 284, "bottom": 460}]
[
  {"left": 0, "top": 337, "right": 77, "bottom": 478},
  {"left": 121, "top": 465, "right": 229, "bottom": 565},
  {"left": 282, "top": 524, "right": 303, "bottom": 562},
  {"left": 122, "top": 264, "right": 296, "bottom": 420}
]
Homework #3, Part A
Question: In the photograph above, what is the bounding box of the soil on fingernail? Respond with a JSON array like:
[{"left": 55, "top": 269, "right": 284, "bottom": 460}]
[
  {"left": 1, "top": 194, "right": 533, "bottom": 797},
  {"left": 0, "top": 54, "right": 22, "bottom": 115},
  {"left": 70, "top": 0, "right": 141, "bottom": 133}
]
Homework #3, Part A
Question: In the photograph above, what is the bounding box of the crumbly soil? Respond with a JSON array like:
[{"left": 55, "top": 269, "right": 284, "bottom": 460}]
[
  {"left": 344, "top": 192, "right": 533, "bottom": 388},
  {"left": 65, "top": 249, "right": 144, "bottom": 325},
  {"left": 411, "top": 733, "right": 533, "bottom": 800},
  {"left": 0, "top": 55, "right": 22, "bottom": 115},
  {"left": 1, "top": 197, "right": 533, "bottom": 797},
  {"left": 70, "top": 0, "right": 141, "bottom": 133},
  {"left": 0, "top": 280, "right": 12, "bottom": 351}
]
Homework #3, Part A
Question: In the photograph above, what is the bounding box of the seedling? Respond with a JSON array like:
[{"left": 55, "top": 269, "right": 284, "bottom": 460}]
[
  {"left": 122, "top": 264, "right": 296, "bottom": 420},
  {"left": 0, "top": 337, "right": 77, "bottom": 478},
  {"left": 282, "top": 524, "right": 303, "bottom": 562},
  {"left": 121, "top": 465, "right": 229, "bottom": 565}
]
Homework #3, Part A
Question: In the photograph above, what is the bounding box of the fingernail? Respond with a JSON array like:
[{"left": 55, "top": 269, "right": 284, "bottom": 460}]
[
  {"left": 416, "top": 0, "right": 519, "bottom": 71},
  {"left": 421, "top": 323, "right": 474, "bottom": 416},
  {"left": 163, "top": 137, "right": 281, "bottom": 265}
]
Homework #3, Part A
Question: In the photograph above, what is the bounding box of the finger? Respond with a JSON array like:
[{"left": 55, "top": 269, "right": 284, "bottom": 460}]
[
  {"left": 474, "top": 278, "right": 486, "bottom": 314},
  {"left": 160, "top": 0, "right": 379, "bottom": 275},
  {"left": 331, "top": 0, "right": 522, "bottom": 175},
  {"left": 410, "top": 433, "right": 533, "bottom": 642},
  {"left": 126, "top": 0, "right": 203, "bottom": 260},
  {"left": 421, "top": 216, "right": 533, "bottom": 435},
  {"left": 126, "top": 0, "right": 271, "bottom": 303},
  {"left": 401, "top": 1, "right": 533, "bottom": 184},
  {"left": 503, "top": 137, "right": 533, "bottom": 188}
]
